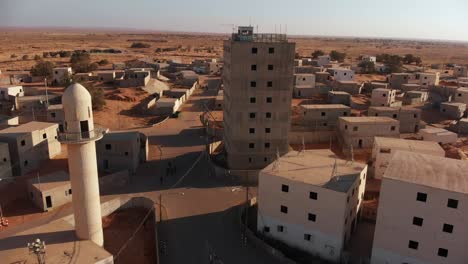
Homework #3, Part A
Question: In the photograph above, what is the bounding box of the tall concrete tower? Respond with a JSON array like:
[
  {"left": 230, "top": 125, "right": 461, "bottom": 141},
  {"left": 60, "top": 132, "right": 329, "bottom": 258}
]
[
  {"left": 58, "top": 83, "right": 106, "bottom": 246},
  {"left": 223, "top": 26, "right": 295, "bottom": 170}
]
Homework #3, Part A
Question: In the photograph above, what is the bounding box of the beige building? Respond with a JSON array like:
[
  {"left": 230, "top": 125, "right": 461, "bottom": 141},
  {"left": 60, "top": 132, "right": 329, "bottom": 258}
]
[
  {"left": 96, "top": 131, "right": 148, "bottom": 173},
  {"left": 334, "top": 80, "right": 362, "bottom": 95},
  {"left": 417, "top": 72, "right": 440, "bottom": 88},
  {"left": 0, "top": 85, "right": 24, "bottom": 101},
  {"left": 371, "top": 88, "right": 399, "bottom": 107},
  {"left": 300, "top": 104, "right": 350, "bottom": 130},
  {"left": 368, "top": 106, "right": 422, "bottom": 133},
  {"left": 27, "top": 171, "right": 71, "bottom": 211},
  {"left": 327, "top": 68, "right": 355, "bottom": 82},
  {"left": 458, "top": 118, "right": 468, "bottom": 134},
  {"left": 46, "top": 104, "right": 64, "bottom": 123},
  {"left": 328, "top": 91, "right": 351, "bottom": 106},
  {"left": 257, "top": 149, "right": 367, "bottom": 263},
  {"left": 372, "top": 151, "right": 468, "bottom": 264},
  {"left": 420, "top": 127, "right": 457, "bottom": 144},
  {"left": 453, "top": 66, "right": 468, "bottom": 77},
  {"left": 0, "top": 121, "right": 61, "bottom": 176},
  {"left": 404, "top": 91, "right": 428, "bottom": 105},
  {"left": 371, "top": 137, "right": 444, "bottom": 179},
  {"left": 52, "top": 67, "right": 72, "bottom": 85},
  {"left": 453, "top": 87, "right": 468, "bottom": 105},
  {"left": 223, "top": 26, "right": 295, "bottom": 169},
  {"left": 317, "top": 55, "right": 331, "bottom": 67},
  {"left": 338, "top": 117, "right": 400, "bottom": 150},
  {"left": 440, "top": 102, "right": 466, "bottom": 119},
  {"left": 401, "top": 83, "right": 421, "bottom": 93},
  {"left": 388, "top": 73, "right": 413, "bottom": 89},
  {"left": 0, "top": 142, "right": 12, "bottom": 179}
]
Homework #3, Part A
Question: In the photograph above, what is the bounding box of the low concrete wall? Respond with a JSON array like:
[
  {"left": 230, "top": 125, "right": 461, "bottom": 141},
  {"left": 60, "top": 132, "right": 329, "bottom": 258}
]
[{"left": 99, "top": 170, "right": 130, "bottom": 193}]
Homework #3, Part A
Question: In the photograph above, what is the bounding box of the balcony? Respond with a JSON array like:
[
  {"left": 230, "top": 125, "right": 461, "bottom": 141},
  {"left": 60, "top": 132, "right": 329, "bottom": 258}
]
[
  {"left": 57, "top": 126, "right": 108, "bottom": 144},
  {"left": 231, "top": 33, "right": 287, "bottom": 43}
]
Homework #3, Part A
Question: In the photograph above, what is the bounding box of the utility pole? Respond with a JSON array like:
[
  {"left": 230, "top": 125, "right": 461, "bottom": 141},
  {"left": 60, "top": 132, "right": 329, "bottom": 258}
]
[
  {"left": 159, "top": 194, "right": 162, "bottom": 223},
  {"left": 44, "top": 78, "right": 49, "bottom": 107}
]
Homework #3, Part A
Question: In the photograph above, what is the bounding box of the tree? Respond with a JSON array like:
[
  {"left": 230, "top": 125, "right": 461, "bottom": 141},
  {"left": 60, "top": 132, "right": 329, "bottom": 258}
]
[
  {"left": 34, "top": 55, "right": 42, "bottom": 61},
  {"left": 130, "top": 42, "right": 151, "bottom": 48},
  {"left": 358, "top": 61, "right": 375, "bottom": 74},
  {"left": 70, "top": 51, "right": 97, "bottom": 73},
  {"left": 10, "top": 54, "right": 17, "bottom": 59},
  {"left": 329, "top": 50, "right": 346, "bottom": 62},
  {"left": 97, "top": 59, "right": 109, "bottom": 66},
  {"left": 22, "top": 55, "right": 29, "bottom": 60},
  {"left": 376, "top": 53, "right": 404, "bottom": 73},
  {"left": 403, "top": 54, "right": 422, "bottom": 65},
  {"left": 59, "top": 51, "right": 72, "bottom": 58},
  {"left": 42, "top": 52, "right": 50, "bottom": 58},
  {"left": 30, "top": 60, "right": 54, "bottom": 77},
  {"left": 311, "top": 50, "right": 325, "bottom": 59}
]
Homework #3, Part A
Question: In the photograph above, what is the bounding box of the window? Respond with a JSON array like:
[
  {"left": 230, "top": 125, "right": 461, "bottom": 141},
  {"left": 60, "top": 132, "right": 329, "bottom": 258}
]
[
  {"left": 304, "top": 234, "right": 311, "bottom": 241},
  {"left": 414, "top": 114, "right": 418, "bottom": 118},
  {"left": 345, "top": 125, "right": 348, "bottom": 130},
  {"left": 309, "top": 191, "right": 318, "bottom": 200},
  {"left": 265, "top": 142, "right": 270, "bottom": 148},
  {"left": 124, "top": 151, "right": 129, "bottom": 156},
  {"left": 250, "top": 81, "right": 257, "bottom": 87},
  {"left": 269, "top": 47, "right": 275, "bottom": 53},
  {"left": 24, "top": 160, "right": 28, "bottom": 166},
  {"left": 438, "top": 248, "right": 448, "bottom": 258},
  {"left": 249, "top": 112, "right": 256, "bottom": 118},
  {"left": 42, "top": 133, "right": 47, "bottom": 139},
  {"left": 280, "top": 205, "right": 288, "bottom": 214},
  {"left": 263, "top": 226, "right": 270, "bottom": 233},
  {"left": 392, "top": 114, "right": 397, "bottom": 118},
  {"left": 308, "top": 213, "right": 316, "bottom": 222},
  {"left": 267, "top": 81, "right": 273, "bottom": 87},
  {"left": 252, "top": 47, "right": 258, "bottom": 54},
  {"left": 105, "top": 144, "right": 112, "bottom": 150},
  {"left": 344, "top": 112, "right": 348, "bottom": 116},
  {"left": 266, "top": 112, "right": 272, "bottom": 118},
  {"left": 412, "top": 217, "right": 423, "bottom": 226},
  {"left": 266, "top": 97, "right": 272, "bottom": 103},
  {"left": 277, "top": 225, "right": 284, "bottom": 232},
  {"left": 416, "top": 192, "right": 427, "bottom": 202},
  {"left": 447, "top": 198, "right": 458, "bottom": 209},
  {"left": 391, "top": 126, "right": 396, "bottom": 131},
  {"left": 321, "top": 112, "right": 326, "bottom": 116},
  {"left": 353, "top": 126, "right": 358, "bottom": 131},
  {"left": 408, "top": 240, "right": 419, "bottom": 250},
  {"left": 264, "top": 157, "right": 268, "bottom": 162},
  {"left": 443, "top": 223, "right": 453, "bottom": 233},
  {"left": 69, "top": 189, "right": 72, "bottom": 194},
  {"left": 265, "top": 128, "right": 271, "bottom": 133},
  {"left": 251, "top": 65, "right": 257, "bottom": 71},
  {"left": 383, "top": 94, "right": 387, "bottom": 97},
  {"left": 268, "top": 65, "right": 274, "bottom": 70},
  {"left": 249, "top": 143, "right": 255, "bottom": 149},
  {"left": 3, "top": 158, "right": 6, "bottom": 162},
  {"left": 281, "top": 184, "right": 289, "bottom": 192},
  {"left": 249, "top": 128, "right": 255, "bottom": 134},
  {"left": 51, "top": 112, "right": 56, "bottom": 118},
  {"left": 21, "top": 140, "right": 26, "bottom": 146},
  {"left": 248, "top": 157, "right": 252, "bottom": 163},
  {"left": 250, "top": 97, "right": 256, "bottom": 103}
]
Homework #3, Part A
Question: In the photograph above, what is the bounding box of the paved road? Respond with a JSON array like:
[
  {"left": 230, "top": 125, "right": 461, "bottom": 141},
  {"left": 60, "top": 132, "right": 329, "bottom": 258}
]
[{"left": 116, "top": 88, "right": 281, "bottom": 264}]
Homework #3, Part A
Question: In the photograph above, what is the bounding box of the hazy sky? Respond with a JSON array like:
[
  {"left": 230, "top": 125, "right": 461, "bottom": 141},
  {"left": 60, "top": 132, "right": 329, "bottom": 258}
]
[{"left": 1, "top": 0, "right": 468, "bottom": 41}]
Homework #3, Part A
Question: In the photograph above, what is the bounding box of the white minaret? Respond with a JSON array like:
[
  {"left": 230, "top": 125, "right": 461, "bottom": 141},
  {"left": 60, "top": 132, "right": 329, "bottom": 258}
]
[{"left": 59, "top": 83, "right": 106, "bottom": 246}]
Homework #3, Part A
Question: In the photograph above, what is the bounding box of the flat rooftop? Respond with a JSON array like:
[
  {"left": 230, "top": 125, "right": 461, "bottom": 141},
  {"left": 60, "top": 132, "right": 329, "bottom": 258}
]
[
  {"left": 28, "top": 171, "right": 69, "bottom": 192},
  {"left": 0, "top": 121, "right": 58, "bottom": 135},
  {"left": 294, "top": 73, "right": 315, "bottom": 77},
  {"left": 373, "top": 88, "right": 392, "bottom": 92},
  {"left": 102, "top": 130, "right": 139, "bottom": 141},
  {"left": 374, "top": 137, "right": 444, "bottom": 155},
  {"left": 47, "top": 104, "right": 63, "bottom": 110},
  {"left": 369, "top": 106, "right": 420, "bottom": 113},
  {"left": 441, "top": 102, "right": 466, "bottom": 107},
  {"left": 329, "top": 91, "right": 350, "bottom": 95},
  {"left": 301, "top": 104, "right": 349, "bottom": 110},
  {"left": 337, "top": 80, "right": 358, "bottom": 84},
  {"left": 339, "top": 116, "right": 398, "bottom": 124},
  {"left": 420, "top": 127, "right": 453, "bottom": 134},
  {"left": 262, "top": 149, "right": 366, "bottom": 193},
  {"left": 294, "top": 84, "right": 315, "bottom": 89},
  {"left": 384, "top": 151, "right": 468, "bottom": 194}
]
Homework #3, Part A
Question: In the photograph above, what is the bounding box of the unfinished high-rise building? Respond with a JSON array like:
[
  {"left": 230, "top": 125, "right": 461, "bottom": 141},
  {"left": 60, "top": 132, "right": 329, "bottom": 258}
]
[{"left": 223, "top": 26, "right": 295, "bottom": 170}]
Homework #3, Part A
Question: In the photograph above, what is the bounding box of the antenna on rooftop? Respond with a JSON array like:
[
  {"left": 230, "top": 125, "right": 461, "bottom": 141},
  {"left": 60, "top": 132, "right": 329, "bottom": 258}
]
[{"left": 272, "top": 148, "right": 281, "bottom": 171}]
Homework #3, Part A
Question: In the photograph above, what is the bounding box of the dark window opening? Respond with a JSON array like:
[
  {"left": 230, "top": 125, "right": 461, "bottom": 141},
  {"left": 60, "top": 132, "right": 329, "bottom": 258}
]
[
  {"left": 251, "top": 65, "right": 257, "bottom": 71},
  {"left": 408, "top": 240, "right": 419, "bottom": 250},
  {"left": 269, "top": 47, "right": 275, "bottom": 53},
  {"left": 266, "top": 97, "right": 272, "bottom": 103},
  {"left": 265, "top": 142, "right": 270, "bottom": 148},
  {"left": 416, "top": 192, "right": 427, "bottom": 202},
  {"left": 105, "top": 144, "right": 112, "bottom": 150},
  {"left": 249, "top": 128, "right": 255, "bottom": 134},
  {"left": 277, "top": 225, "right": 284, "bottom": 232},
  {"left": 412, "top": 217, "right": 423, "bottom": 226},
  {"left": 21, "top": 140, "right": 26, "bottom": 146},
  {"left": 438, "top": 248, "right": 448, "bottom": 258},
  {"left": 42, "top": 133, "right": 47, "bottom": 139},
  {"left": 263, "top": 226, "right": 270, "bottom": 233},
  {"left": 249, "top": 143, "right": 255, "bottom": 149},
  {"left": 125, "top": 151, "right": 129, "bottom": 156},
  {"left": 268, "top": 65, "right": 274, "bottom": 70},
  {"left": 304, "top": 234, "right": 311, "bottom": 241},
  {"left": 250, "top": 81, "right": 257, "bottom": 87},
  {"left": 250, "top": 97, "right": 256, "bottom": 103},
  {"left": 281, "top": 184, "right": 289, "bottom": 192},
  {"left": 265, "top": 128, "right": 271, "bottom": 133},
  {"left": 309, "top": 192, "right": 318, "bottom": 200},
  {"left": 443, "top": 223, "right": 453, "bottom": 233},
  {"left": 266, "top": 112, "right": 272, "bottom": 118},
  {"left": 308, "top": 213, "right": 316, "bottom": 222},
  {"left": 267, "top": 81, "right": 273, "bottom": 87},
  {"left": 280, "top": 205, "right": 288, "bottom": 214},
  {"left": 447, "top": 198, "right": 458, "bottom": 209},
  {"left": 252, "top": 47, "right": 258, "bottom": 54},
  {"left": 249, "top": 112, "right": 256, "bottom": 118}
]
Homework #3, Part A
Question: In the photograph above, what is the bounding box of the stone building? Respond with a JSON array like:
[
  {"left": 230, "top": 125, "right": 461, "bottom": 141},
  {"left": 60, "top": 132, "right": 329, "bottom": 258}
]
[
  {"left": 420, "top": 127, "right": 457, "bottom": 144},
  {"left": 416, "top": 72, "right": 440, "bottom": 88},
  {"left": 453, "top": 66, "right": 468, "bottom": 77},
  {"left": 440, "top": 102, "right": 466, "bottom": 119},
  {"left": 0, "top": 85, "right": 24, "bottom": 101},
  {"left": 0, "top": 121, "right": 61, "bottom": 176},
  {"left": 371, "top": 137, "right": 444, "bottom": 179},
  {"left": 328, "top": 91, "right": 351, "bottom": 106},
  {"left": 453, "top": 87, "right": 468, "bottom": 105},
  {"left": 334, "top": 81, "right": 362, "bottom": 95},
  {"left": 388, "top": 73, "right": 413, "bottom": 89},
  {"left": 327, "top": 68, "right": 355, "bottom": 82},
  {"left": 368, "top": 106, "right": 422, "bottom": 133},
  {"left": 27, "top": 171, "right": 71, "bottom": 211},
  {"left": 223, "top": 26, "right": 295, "bottom": 170},
  {"left": 0, "top": 142, "right": 12, "bottom": 179},
  {"left": 257, "top": 149, "right": 367, "bottom": 263},
  {"left": 338, "top": 117, "right": 400, "bottom": 150},
  {"left": 52, "top": 67, "right": 72, "bottom": 85},
  {"left": 371, "top": 88, "right": 400, "bottom": 107},
  {"left": 372, "top": 151, "right": 468, "bottom": 264}
]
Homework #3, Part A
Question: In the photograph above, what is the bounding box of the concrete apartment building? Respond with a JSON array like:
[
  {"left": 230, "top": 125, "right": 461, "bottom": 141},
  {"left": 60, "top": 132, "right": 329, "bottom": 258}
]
[
  {"left": 328, "top": 91, "right": 351, "bottom": 106},
  {"left": 300, "top": 104, "right": 350, "bottom": 130},
  {"left": 388, "top": 73, "right": 413, "bottom": 89},
  {"left": 371, "top": 88, "right": 399, "bottom": 107},
  {"left": 371, "top": 137, "right": 445, "bottom": 179},
  {"left": 417, "top": 72, "right": 440, "bottom": 88},
  {"left": 27, "top": 171, "right": 71, "bottom": 211},
  {"left": 96, "top": 131, "right": 148, "bottom": 173},
  {"left": 0, "top": 121, "right": 61, "bottom": 176},
  {"left": 372, "top": 151, "right": 468, "bottom": 264},
  {"left": 327, "top": 68, "right": 355, "bottom": 81},
  {"left": 420, "top": 127, "right": 458, "bottom": 144},
  {"left": 46, "top": 104, "right": 64, "bottom": 123},
  {"left": 338, "top": 117, "right": 400, "bottom": 150},
  {"left": 453, "top": 66, "right": 468, "bottom": 77},
  {"left": 453, "top": 87, "right": 468, "bottom": 104},
  {"left": 403, "top": 91, "right": 428, "bottom": 105},
  {"left": 257, "top": 149, "right": 367, "bottom": 263},
  {"left": 334, "top": 80, "right": 362, "bottom": 95},
  {"left": 0, "top": 142, "right": 12, "bottom": 179},
  {"left": 52, "top": 67, "right": 72, "bottom": 85},
  {"left": 440, "top": 102, "right": 466, "bottom": 119},
  {"left": 0, "top": 85, "right": 24, "bottom": 101},
  {"left": 368, "top": 106, "right": 422, "bottom": 133},
  {"left": 361, "top": 55, "right": 376, "bottom": 63},
  {"left": 294, "top": 73, "right": 315, "bottom": 87},
  {"left": 223, "top": 26, "right": 295, "bottom": 170},
  {"left": 293, "top": 73, "right": 316, "bottom": 98},
  {"left": 401, "top": 83, "right": 421, "bottom": 93},
  {"left": 458, "top": 118, "right": 468, "bottom": 134},
  {"left": 317, "top": 55, "right": 331, "bottom": 67}
]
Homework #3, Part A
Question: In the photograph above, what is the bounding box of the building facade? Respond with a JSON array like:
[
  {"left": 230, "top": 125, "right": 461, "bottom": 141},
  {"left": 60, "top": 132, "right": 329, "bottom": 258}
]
[{"left": 223, "top": 26, "right": 295, "bottom": 169}]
